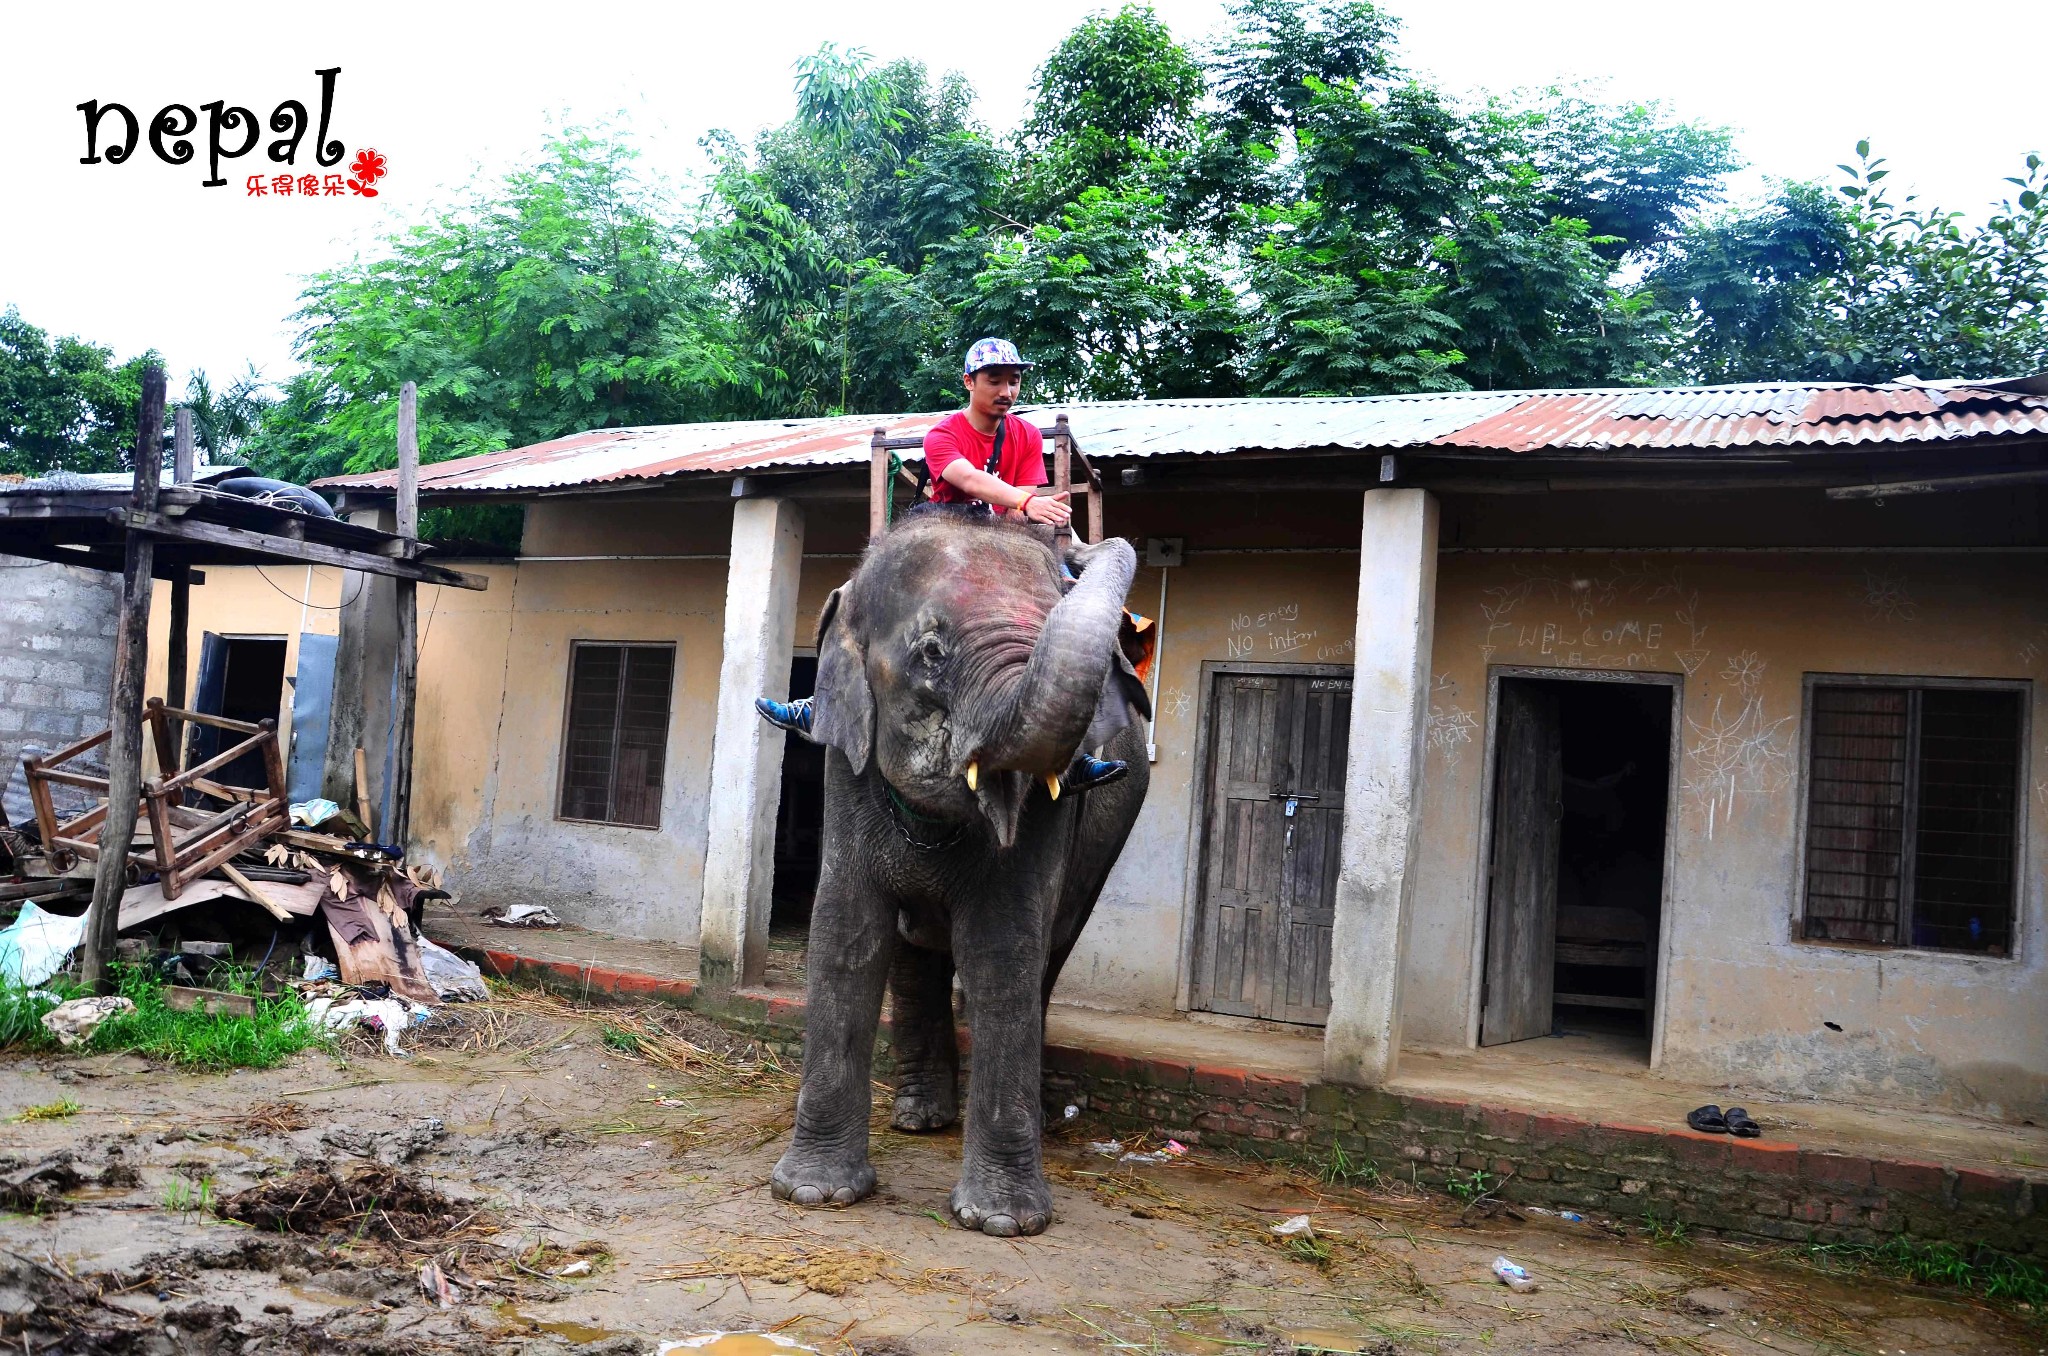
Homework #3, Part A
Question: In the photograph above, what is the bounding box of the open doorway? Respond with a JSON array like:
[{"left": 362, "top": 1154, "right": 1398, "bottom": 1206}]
[
  {"left": 770, "top": 654, "right": 823, "bottom": 934},
  {"left": 187, "top": 634, "right": 289, "bottom": 789},
  {"left": 1480, "top": 674, "right": 1674, "bottom": 1056}
]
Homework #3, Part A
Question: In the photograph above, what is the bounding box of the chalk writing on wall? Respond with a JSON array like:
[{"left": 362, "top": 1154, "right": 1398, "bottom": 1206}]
[
  {"left": 1315, "top": 636, "right": 1356, "bottom": 662},
  {"left": 1225, "top": 600, "right": 1321, "bottom": 659},
  {"left": 1425, "top": 673, "right": 1479, "bottom": 767},
  {"left": 2018, "top": 623, "right": 2048, "bottom": 669},
  {"left": 1682, "top": 650, "right": 1794, "bottom": 839},
  {"left": 1863, "top": 570, "right": 1917, "bottom": 623},
  {"left": 1479, "top": 561, "right": 1699, "bottom": 671}
]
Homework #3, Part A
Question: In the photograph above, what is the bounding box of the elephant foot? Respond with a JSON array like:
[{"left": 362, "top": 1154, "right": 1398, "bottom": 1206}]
[
  {"left": 771, "top": 1147, "right": 877, "bottom": 1208},
  {"left": 949, "top": 1171, "right": 1053, "bottom": 1237},
  {"left": 891, "top": 1086, "right": 958, "bottom": 1133}
]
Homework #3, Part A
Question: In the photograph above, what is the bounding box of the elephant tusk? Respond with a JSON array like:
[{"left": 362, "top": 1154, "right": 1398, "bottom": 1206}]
[
  {"left": 1045, "top": 773, "right": 1062, "bottom": 801},
  {"left": 966, "top": 761, "right": 979, "bottom": 792}
]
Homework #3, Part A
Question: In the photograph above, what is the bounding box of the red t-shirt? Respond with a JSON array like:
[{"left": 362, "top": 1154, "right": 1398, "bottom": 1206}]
[{"left": 923, "top": 411, "right": 1046, "bottom": 507}]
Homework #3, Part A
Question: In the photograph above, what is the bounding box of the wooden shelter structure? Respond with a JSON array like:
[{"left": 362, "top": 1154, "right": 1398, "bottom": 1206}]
[
  {"left": 867, "top": 412, "right": 1104, "bottom": 543},
  {"left": 0, "top": 370, "right": 487, "bottom": 989}
]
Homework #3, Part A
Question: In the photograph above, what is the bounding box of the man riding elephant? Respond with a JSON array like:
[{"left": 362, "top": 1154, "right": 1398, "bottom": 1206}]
[
  {"left": 757, "top": 338, "right": 1127, "bottom": 794},
  {"left": 760, "top": 432, "right": 1152, "bottom": 1235}
]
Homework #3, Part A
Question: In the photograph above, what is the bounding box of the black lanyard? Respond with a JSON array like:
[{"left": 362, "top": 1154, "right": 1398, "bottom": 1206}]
[{"left": 914, "top": 415, "right": 1008, "bottom": 513}]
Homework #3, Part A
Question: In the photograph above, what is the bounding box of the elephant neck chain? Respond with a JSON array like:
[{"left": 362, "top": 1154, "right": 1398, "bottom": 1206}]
[{"left": 883, "top": 783, "right": 968, "bottom": 852}]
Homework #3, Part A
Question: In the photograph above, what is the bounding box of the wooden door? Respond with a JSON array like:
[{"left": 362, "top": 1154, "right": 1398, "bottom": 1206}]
[
  {"left": 1192, "top": 672, "right": 1352, "bottom": 1025},
  {"left": 1481, "top": 681, "right": 1564, "bottom": 1046}
]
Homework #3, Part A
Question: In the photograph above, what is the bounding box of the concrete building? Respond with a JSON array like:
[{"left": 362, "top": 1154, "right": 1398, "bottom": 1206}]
[{"left": 127, "top": 378, "right": 2046, "bottom": 1125}]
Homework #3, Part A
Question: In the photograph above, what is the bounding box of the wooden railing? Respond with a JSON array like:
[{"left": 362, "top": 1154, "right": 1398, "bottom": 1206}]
[{"left": 21, "top": 696, "right": 288, "bottom": 900}]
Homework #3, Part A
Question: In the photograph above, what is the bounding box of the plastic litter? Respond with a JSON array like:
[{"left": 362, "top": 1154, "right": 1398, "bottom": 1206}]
[
  {"left": 418, "top": 1259, "right": 459, "bottom": 1308},
  {"left": 417, "top": 936, "right": 488, "bottom": 1001},
  {"left": 1270, "top": 1214, "right": 1314, "bottom": 1237},
  {"left": 555, "top": 1259, "right": 592, "bottom": 1277},
  {"left": 1491, "top": 1256, "right": 1538, "bottom": 1293},
  {"left": 290, "top": 798, "right": 343, "bottom": 827},
  {"left": 306, "top": 995, "right": 430, "bottom": 1056},
  {"left": 0, "top": 900, "right": 88, "bottom": 987},
  {"left": 1163, "top": 1139, "right": 1188, "bottom": 1156},
  {"left": 301, "top": 955, "right": 339, "bottom": 982},
  {"left": 657, "top": 1336, "right": 818, "bottom": 1353},
  {"left": 1120, "top": 1150, "right": 1175, "bottom": 1163},
  {"left": 40, "top": 995, "right": 135, "bottom": 1047},
  {"left": 1062, "top": 1104, "right": 1079, "bottom": 1120},
  {"left": 485, "top": 903, "right": 561, "bottom": 929},
  {"left": 1088, "top": 1140, "right": 1123, "bottom": 1157}
]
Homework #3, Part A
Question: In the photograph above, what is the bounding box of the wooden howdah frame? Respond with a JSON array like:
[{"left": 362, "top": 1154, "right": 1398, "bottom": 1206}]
[{"left": 22, "top": 696, "right": 288, "bottom": 901}]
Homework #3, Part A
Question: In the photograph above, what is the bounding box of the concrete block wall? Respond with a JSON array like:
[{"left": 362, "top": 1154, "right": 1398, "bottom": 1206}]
[{"left": 0, "top": 559, "right": 118, "bottom": 794}]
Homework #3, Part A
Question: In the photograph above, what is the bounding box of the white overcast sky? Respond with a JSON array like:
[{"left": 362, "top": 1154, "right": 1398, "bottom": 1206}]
[{"left": 4, "top": 0, "right": 2043, "bottom": 396}]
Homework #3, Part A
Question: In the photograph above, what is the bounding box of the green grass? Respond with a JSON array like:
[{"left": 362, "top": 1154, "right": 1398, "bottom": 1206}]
[
  {"left": 1641, "top": 1213, "right": 1690, "bottom": 1245},
  {"left": 1445, "top": 1168, "right": 1492, "bottom": 1204},
  {"left": 1806, "top": 1237, "right": 2048, "bottom": 1309},
  {"left": 1, "top": 966, "right": 327, "bottom": 1071},
  {"left": 162, "top": 1175, "right": 216, "bottom": 1214},
  {"left": 14, "top": 1097, "right": 82, "bottom": 1122},
  {"left": 1312, "top": 1138, "right": 1380, "bottom": 1189}
]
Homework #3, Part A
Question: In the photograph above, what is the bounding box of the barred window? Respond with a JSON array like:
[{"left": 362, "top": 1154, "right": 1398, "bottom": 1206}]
[
  {"left": 558, "top": 643, "right": 675, "bottom": 828},
  {"left": 1802, "top": 681, "right": 2024, "bottom": 954}
]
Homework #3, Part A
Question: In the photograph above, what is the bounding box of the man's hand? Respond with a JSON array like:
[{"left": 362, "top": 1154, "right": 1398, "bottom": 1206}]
[{"left": 1019, "top": 490, "right": 1072, "bottom": 526}]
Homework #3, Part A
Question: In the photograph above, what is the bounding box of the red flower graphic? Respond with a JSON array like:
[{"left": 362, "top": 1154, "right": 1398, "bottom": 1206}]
[{"left": 347, "top": 148, "right": 388, "bottom": 197}]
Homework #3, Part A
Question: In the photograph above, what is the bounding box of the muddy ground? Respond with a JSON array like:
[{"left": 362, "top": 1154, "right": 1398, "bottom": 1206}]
[{"left": 0, "top": 988, "right": 2035, "bottom": 1355}]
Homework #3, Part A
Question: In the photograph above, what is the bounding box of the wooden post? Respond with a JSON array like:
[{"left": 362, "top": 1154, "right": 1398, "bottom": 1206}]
[
  {"left": 868, "top": 428, "right": 890, "bottom": 543},
  {"left": 1052, "top": 413, "right": 1075, "bottom": 548},
  {"left": 80, "top": 366, "right": 166, "bottom": 992},
  {"left": 390, "top": 381, "right": 419, "bottom": 847},
  {"left": 165, "top": 408, "right": 195, "bottom": 760}
]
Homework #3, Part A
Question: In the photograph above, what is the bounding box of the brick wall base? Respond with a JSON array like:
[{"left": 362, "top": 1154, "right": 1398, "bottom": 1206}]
[{"left": 454, "top": 943, "right": 2045, "bottom": 1256}]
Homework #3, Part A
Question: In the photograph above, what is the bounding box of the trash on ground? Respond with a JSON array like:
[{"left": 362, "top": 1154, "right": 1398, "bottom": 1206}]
[
  {"left": 301, "top": 955, "right": 338, "bottom": 982},
  {"left": 290, "top": 798, "right": 343, "bottom": 827},
  {"left": 418, "top": 936, "right": 488, "bottom": 1001},
  {"left": 1271, "top": 1214, "right": 1315, "bottom": 1237},
  {"left": 1062, "top": 1103, "right": 1079, "bottom": 1120},
  {"left": 657, "top": 1335, "right": 819, "bottom": 1354},
  {"left": 1162, "top": 1139, "right": 1188, "bottom": 1156},
  {"left": 1492, "top": 1255, "right": 1539, "bottom": 1292},
  {"left": 1120, "top": 1149, "right": 1177, "bottom": 1163},
  {"left": 39, "top": 995, "right": 134, "bottom": 1047},
  {"left": 485, "top": 903, "right": 561, "bottom": 928},
  {"left": 306, "top": 995, "right": 430, "bottom": 1057},
  {"left": 555, "top": 1258, "right": 592, "bottom": 1277},
  {"left": 0, "top": 900, "right": 88, "bottom": 986},
  {"left": 1088, "top": 1139, "right": 1123, "bottom": 1157},
  {"left": 418, "top": 1259, "right": 460, "bottom": 1309}
]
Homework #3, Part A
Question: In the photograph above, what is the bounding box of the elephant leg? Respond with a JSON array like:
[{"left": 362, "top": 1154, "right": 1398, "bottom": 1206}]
[
  {"left": 771, "top": 869, "right": 892, "bottom": 1208},
  {"left": 888, "top": 945, "right": 959, "bottom": 1132},
  {"left": 948, "top": 901, "right": 1055, "bottom": 1237}
]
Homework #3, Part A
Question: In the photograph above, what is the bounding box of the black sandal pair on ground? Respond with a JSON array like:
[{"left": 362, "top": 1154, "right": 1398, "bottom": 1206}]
[{"left": 1686, "top": 1104, "right": 1762, "bottom": 1138}]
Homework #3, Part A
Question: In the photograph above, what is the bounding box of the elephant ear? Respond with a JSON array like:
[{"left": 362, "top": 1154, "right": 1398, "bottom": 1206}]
[{"left": 811, "top": 585, "right": 873, "bottom": 774}]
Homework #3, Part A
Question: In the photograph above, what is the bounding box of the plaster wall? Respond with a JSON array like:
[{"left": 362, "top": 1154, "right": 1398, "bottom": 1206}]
[{"left": 1405, "top": 549, "right": 2048, "bottom": 1122}]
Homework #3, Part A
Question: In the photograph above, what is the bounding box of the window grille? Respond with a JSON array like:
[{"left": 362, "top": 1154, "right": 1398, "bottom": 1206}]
[{"left": 558, "top": 643, "right": 674, "bottom": 828}]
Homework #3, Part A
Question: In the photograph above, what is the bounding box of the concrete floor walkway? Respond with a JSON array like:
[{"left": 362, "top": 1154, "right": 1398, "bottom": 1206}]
[{"left": 429, "top": 906, "right": 2046, "bottom": 1181}]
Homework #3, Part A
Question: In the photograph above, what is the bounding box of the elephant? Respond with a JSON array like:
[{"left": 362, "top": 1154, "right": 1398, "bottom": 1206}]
[{"left": 770, "top": 506, "right": 1150, "bottom": 1237}]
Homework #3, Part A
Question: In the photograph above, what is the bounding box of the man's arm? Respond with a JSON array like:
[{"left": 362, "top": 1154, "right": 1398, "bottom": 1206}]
[{"left": 939, "top": 460, "right": 1071, "bottom": 526}]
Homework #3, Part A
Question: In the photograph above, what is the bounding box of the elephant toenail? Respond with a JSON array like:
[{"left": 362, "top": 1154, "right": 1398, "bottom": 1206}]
[
  {"left": 792, "top": 1185, "right": 823, "bottom": 1206},
  {"left": 983, "top": 1214, "right": 1020, "bottom": 1237},
  {"left": 831, "top": 1186, "right": 857, "bottom": 1204},
  {"left": 956, "top": 1205, "right": 982, "bottom": 1227}
]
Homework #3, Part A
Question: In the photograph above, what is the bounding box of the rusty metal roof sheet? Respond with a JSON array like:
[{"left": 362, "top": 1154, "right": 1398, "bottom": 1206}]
[{"left": 316, "top": 378, "right": 2048, "bottom": 495}]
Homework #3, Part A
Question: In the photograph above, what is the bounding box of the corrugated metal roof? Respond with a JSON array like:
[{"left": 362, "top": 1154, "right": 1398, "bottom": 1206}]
[{"left": 315, "top": 379, "right": 2048, "bottom": 495}]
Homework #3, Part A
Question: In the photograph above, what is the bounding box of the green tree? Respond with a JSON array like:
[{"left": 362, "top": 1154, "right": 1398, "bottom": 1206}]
[
  {"left": 243, "top": 130, "right": 752, "bottom": 483},
  {"left": 0, "top": 307, "right": 161, "bottom": 476},
  {"left": 182, "top": 365, "right": 273, "bottom": 463}
]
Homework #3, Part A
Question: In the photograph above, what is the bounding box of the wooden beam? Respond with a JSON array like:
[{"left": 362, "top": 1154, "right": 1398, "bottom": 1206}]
[
  {"left": 391, "top": 381, "right": 419, "bottom": 847},
  {"left": 166, "top": 409, "right": 194, "bottom": 750},
  {"left": 117, "top": 509, "right": 487, "bottom": 588},
  {"left": 81, "top": 365, "right": 165, "bottom": 992},
  {"left": 1825, "top": 465, "right": 2048, "bottom": 500},
  {"left": 869, "top": 428, "right": 889, "bottom": 543},
  {"left": 1053, "top": 413, "right": 1075, "bottom": 549}
]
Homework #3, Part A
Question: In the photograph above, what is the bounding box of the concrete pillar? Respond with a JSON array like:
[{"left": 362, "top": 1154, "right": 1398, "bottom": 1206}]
[
  {"left": 1323, "top": 489, "right": 1439, "bottom": 1086},
  {"left": 699, "top": 497, "right": 805, "bottom": 992}
]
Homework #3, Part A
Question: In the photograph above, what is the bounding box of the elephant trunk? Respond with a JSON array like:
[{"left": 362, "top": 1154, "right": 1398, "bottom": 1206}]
[{"left": 978, "top": 538, "right": 1137, "bottom": 773}]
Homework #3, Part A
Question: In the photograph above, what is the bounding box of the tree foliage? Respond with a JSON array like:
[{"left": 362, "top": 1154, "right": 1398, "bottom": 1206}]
[
  {"left": 9, "top": 0, "right": 2046, "bottom": 488},
  {"left": 0, "top": 308, "right": 162, "bottom": 476}
]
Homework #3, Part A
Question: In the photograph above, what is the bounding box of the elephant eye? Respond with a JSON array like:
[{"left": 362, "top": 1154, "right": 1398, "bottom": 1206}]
[{"left": 911, "top": 632, "right": 946, "bottom": 669}]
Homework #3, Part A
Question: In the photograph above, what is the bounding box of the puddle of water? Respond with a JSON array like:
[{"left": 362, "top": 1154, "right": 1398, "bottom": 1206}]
[
  {"left": 1285, "top": 1330, "right": 1373, "bottom": 1355},
  {"left": 656, "top": 1335, "right": 819, "bottom": 1354},
  {"left": 63, "top": 1186, "right": 136, "bottom": 1201},
  {"left": 504, "top": 1310, "right": 627, "bottom": 1344},
  {"left": 283, "top": 1284, "right": 360, "bottom": 1309}
]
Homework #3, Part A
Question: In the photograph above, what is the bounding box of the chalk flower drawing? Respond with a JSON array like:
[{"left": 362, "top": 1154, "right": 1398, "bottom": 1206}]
[
  {"left": 1425, "top": 674, "right": 1479, "bottom": 764},
  {"left": 1863, "top": 571, "right": 1917, "bottom": 622},
  {"left": 1162, "top": 685, "right": 1193, "bottom": 721},
  {"left": 1683, "top": 655, "right": 1794, "bottom": 838}
]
